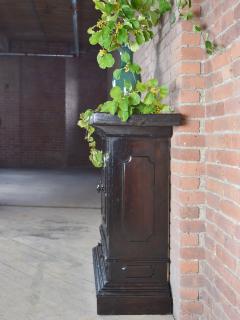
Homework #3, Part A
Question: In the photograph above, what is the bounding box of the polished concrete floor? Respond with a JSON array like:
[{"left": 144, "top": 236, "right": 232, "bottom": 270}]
[{"left": 0, "top": 169, "right": 173, "bottom": 320}]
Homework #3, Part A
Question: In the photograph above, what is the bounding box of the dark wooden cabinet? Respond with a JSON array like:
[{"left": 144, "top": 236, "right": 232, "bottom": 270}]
[{"left": 91, "top": 113, "right": 181, "bottom": 315}]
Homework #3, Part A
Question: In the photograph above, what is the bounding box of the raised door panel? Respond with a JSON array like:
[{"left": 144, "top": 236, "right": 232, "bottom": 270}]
[{"left": 121, "top": 156, "right": 155, "bottom": 242}]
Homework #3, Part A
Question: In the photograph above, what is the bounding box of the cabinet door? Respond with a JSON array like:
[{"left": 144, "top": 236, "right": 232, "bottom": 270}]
[{"left": 110, "top": 137, "right": 170, "bottom": 260}]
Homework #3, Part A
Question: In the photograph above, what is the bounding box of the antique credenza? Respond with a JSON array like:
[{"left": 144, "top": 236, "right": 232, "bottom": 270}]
[{"left": 91, "top": 113, "right": 181, "bottom": 315}]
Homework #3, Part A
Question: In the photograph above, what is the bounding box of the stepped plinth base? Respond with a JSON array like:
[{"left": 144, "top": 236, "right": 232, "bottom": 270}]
[{"left": 93, "top": 244, "right": 172, "bottom": 315}]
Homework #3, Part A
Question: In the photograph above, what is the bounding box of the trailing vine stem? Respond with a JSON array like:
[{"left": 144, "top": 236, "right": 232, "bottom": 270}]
[
  {"left": 78, "top": 109, "right": 103, "bottom": 168},
  {"left": 78, "top": 0, "right": 217, "bottom": 168},
  {"left": 176, "top": 0, "right": 217, "bottom": 54}
]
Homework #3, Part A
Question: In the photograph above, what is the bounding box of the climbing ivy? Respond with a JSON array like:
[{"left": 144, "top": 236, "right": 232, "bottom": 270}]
[
  {"left": 87, "top": 0, "right": 172, "bottom": 69},
  {"left": 78, "top": 110, "right": 103, "bottom": 168},
  {"left": 78, "top": 0, "right": 217, "bottom": 167},
  {"left": 177, "top": 0, "right": 217, "bottom": 54},
  {"left": 100, "top": 79, "right": 171, "bottom": 121},
  {"left": 113, "top": 50, "right": 142, "bottom": 82},
  {"left": 78, "top": 77, "right": 171, "bottom": 167},
  {"left": 193, "top": 25, "right": 217, "bottom": 55}
]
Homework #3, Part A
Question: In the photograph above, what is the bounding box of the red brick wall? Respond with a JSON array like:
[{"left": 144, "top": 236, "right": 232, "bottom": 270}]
[
  {"left": 20, "top": 57, "right": 66, "bottom": 168},
  {"left": 202, "top": 1, "right": 240, "bottom": 319},
  {"left": 0, "top": 57, "right": 21, "bottom": 167},
  {"left": 0, "top": 56, "right": 66, "bottom": 168},
  {"left": 135, "top": 0, "right": 240, "bottom": 319},
  {"left": 0, "top": 53, "right": 107, "bottom": 168}
]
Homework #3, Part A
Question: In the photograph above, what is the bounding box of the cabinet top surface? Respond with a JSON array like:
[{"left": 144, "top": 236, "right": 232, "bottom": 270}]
[{"left": 90, "top": 113, "right": 182, "bottom": 127}]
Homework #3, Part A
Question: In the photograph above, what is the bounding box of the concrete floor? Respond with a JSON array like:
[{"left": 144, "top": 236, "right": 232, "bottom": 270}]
[
  {"left": 0, "top": 169, "right": 173, "bottom": 320},
  {"left": 0, "top": 169, "right": 101, "bottom": 208}
]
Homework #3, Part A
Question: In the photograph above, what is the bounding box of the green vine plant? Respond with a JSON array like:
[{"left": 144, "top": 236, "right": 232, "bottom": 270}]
[
  {"left": 87, "top": 0, "right": 172, "bottom": 69},
  {"left": 113, "top": 51, "right": 142, "bottom": 83},
  {"left": 193, "top": 25, "right": 217, "bottom": 55},
  {"left": 176, "top": 0, "right": 217, "bottom": 54},
  {"left": 78, "top": 73, "right": 171, "bottom": 167},
  {"left": 78, "top": 0, "right": 217, "bottom": 167},
  {"left": 78, "top": 109, "right": 104, "bottom": 167}
]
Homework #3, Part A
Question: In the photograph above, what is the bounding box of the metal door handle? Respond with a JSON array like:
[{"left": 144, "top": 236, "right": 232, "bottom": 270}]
[{"left": 97, "top": 184, "right": 104, "bottom": 193}]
